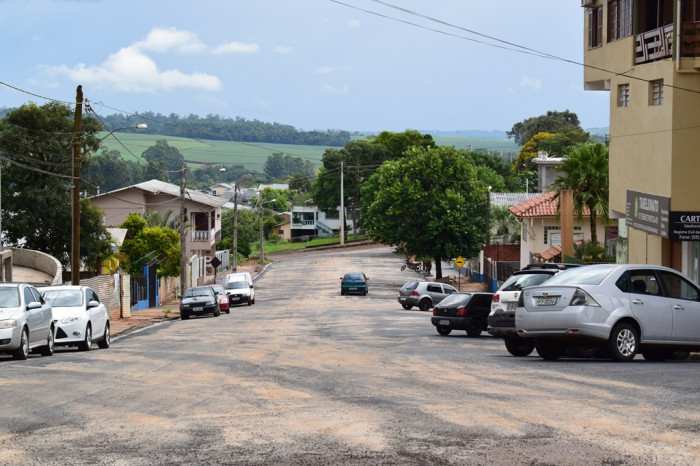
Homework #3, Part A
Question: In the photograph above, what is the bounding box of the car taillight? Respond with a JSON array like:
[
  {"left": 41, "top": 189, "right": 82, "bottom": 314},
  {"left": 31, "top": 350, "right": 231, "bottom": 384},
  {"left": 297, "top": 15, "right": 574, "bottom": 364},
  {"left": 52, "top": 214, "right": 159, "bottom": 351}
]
[
  {"left": 457, "top": 307, "right": 468, "bottom": 316},
  {"left": 432, "top": 307, "right": 436, "bottom": 315},
  {"left": 411, "top": 291, "right": 419, "bottom": 296},
  {"left": 569, "top": 288, "right": 600, "bottom": 307},
  {"left": 492, "top": 294, "right": 500, "bottom": 303}
]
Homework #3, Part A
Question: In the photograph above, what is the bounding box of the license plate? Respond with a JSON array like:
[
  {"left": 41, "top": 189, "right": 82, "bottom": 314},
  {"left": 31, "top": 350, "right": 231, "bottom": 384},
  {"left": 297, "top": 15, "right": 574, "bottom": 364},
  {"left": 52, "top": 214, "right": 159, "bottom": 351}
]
[
  {"left": 506, "top": 303, "right": 516, "bottom": 311},
  {"left": 536, "top": 297, "right": 557, "bottom": 306},
  {"left": 439, "top": 320, "right": 450, "bottom": 325},
  {"left": 349, "top": 287, "right": 357, "bottom": 290},
  {"left": 399, "top": 297, "right": 406, "bottom": 302},
  {"left": 194, "top": 307, "right": 203, "bottom": 312},
  {"left": 230, "top": 297, "right": 240, "bottom": 301}
]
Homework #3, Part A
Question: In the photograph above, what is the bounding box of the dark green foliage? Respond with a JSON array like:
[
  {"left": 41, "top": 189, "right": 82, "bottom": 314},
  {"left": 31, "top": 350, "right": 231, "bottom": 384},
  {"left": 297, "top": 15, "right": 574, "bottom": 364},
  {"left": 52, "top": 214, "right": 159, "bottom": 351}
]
[
  {"left": 0, "top": 102, "right": 111, "bottom": 269},
  {"left": 507, "top": 110, "right": 582, "bottom": 145},
  {"left": 142, "top": 140, "right": 184, "bottom": 183},
  {"left": 263, "top": 152, "right": 315, "bottom": 181},
  {"left": 119, "top": 213, "right": 180, "bottom": 277},
  {"left": 218, "top": 209, "right": 259, "bottom": 258}
]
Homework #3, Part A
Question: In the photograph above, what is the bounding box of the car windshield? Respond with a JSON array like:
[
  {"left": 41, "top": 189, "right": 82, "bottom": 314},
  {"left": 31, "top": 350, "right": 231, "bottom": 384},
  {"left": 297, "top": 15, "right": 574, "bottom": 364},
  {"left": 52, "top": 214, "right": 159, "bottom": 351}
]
[
  {"left": 500, "top": 273, "right": 553, "bottom": 291},
  {"left": 439, "top": 293, "right": 471, "bottom": 307},
  {"left": 0, "top": 288, "right": 20, "bottom": 307},
  {"left": 184, "top": 288, "right": 212, "bottom": 298},
  {"left": 226, "top": 281, "right": 248, "bottom": 290},
  {"left": 42, "top": 290, "right": 83, "bottom": 307},
  {"left": 210, "top": 285, "right": 224, "bottom": 294},
  {"left": 542, "top": 265, "right": 615, "bottom": 286}
]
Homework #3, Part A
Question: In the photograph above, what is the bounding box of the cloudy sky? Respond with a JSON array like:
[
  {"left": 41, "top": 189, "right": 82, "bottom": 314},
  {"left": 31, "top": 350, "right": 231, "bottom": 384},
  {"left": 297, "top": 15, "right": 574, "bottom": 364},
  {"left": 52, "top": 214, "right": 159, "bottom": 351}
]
[{"left": 0, "top": 0, "right": 610, "bottom": 133}]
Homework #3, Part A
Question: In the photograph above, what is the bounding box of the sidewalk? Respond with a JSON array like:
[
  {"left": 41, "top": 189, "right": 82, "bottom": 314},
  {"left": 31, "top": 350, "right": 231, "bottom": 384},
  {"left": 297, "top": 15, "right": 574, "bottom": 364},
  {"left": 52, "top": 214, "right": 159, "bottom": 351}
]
[{"left": 111, "top": 301, "right": 181, "bottom": 338}]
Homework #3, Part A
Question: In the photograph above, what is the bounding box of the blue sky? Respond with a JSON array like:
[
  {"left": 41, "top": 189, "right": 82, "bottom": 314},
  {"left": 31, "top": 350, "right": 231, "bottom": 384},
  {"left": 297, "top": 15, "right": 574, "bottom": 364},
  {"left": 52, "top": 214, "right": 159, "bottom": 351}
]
[{"left": 0, "top": 0, "right": 610, "bottom": 133}]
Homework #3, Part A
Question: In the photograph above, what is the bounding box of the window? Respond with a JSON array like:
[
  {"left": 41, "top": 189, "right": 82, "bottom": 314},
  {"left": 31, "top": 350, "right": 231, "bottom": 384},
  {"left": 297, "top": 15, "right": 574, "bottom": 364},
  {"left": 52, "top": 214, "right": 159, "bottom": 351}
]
[
  {"left": 650, "top": 79, "right": 664, "bottom": 105},
  {"left": 608, "top": 0, "right": 633, "bottom": 41},
  {"left": 658, "top": 271, "right": 700, "bottom": 301},
  {"left": 617, "top": 83, "right": 630, "bottom": 107},
  {"left": 588, "top": 6, "right": 604, "bottom": 48}
]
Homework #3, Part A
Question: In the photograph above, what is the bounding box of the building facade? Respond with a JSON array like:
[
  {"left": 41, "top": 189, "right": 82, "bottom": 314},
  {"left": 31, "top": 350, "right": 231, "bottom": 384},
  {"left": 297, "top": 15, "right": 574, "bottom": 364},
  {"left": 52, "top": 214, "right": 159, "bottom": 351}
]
[{"left": 583, "top": 0, "right": 700, "bottom": 283}]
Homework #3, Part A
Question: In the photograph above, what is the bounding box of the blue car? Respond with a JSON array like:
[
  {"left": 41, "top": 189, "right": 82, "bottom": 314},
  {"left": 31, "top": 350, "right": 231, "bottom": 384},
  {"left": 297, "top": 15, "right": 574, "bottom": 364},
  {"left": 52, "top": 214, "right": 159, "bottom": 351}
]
[{"left": 340, "top": 273, "right": 369, "bottom": 296}]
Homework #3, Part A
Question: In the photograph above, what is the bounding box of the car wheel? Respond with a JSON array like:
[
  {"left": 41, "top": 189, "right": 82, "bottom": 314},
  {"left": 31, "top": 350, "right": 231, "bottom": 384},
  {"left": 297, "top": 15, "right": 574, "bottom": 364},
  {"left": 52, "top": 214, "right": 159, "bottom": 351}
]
[
  {"left": 567, "top": 344, "right": 599, "bottom": 359},
  {"left": 247, "top": 297, "right": 252, "bottom": 306},
  {"left": 97, "top": 323, "right": 111, "bottom": 349},
  {"left": 504, "top": 337, "right": 535, "bottom": 357},
  {"left": 401, "top": 304, "right": 412, "bottom": 310},
  {"left": 12, "top": 328, "right": 29, "bottom": 360},
  {"left": 608, "top": 323, "right": 638, "bottom": 362},
  {"left": 39, "top": 326, "right": 55, "bottom": 357},
  {"left": 181, "top": 311, "right": 190, "bottom": 320},
  {"left": 214, "top": 307, "right": 221, "bottom": 317},
  {"left": 669, "top": 349, "right": 690, "bottom": 360},
  {"left": 436, "top": 326, "right": 452, "bottom": 336},
  {"left": 465, "top": 318, "right": 483, "bottom": 338},
  {"left": 641, "top": 349, "right": 667, "bottom": 361},
  {"left": 225, "top": 308, "right": 230, "bottom": 314},
  {"left": 362, "top": 290, "right": 367, "bottom": 296},
  {"left": 418, "top": 298, "right": 431, "bottom": 312},
  {"left": 535, "top": 338, "right": 564, "bottom": 361},
  {"left": 78, "top": 324, "right": 92, "bottom": 351},
  {"left": 341, "top": 290, "right": 345, "bottom": 296}
]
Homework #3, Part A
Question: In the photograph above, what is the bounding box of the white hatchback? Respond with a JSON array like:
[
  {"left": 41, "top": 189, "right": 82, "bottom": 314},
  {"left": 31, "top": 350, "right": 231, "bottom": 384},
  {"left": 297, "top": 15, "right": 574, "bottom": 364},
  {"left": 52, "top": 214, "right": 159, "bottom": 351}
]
[{"left": 40, "top": 285, "right": 110, "bottom": 351}]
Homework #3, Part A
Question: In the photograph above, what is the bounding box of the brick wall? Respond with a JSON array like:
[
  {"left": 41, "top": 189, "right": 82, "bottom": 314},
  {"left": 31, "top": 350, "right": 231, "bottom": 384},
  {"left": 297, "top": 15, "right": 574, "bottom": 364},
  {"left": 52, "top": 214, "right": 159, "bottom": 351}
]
[
  {"left": 82, "top": 274, "right": 123, "bottom": 320},
  {"left": 483, "top": 244, "right": 521, "bottom": 262}
]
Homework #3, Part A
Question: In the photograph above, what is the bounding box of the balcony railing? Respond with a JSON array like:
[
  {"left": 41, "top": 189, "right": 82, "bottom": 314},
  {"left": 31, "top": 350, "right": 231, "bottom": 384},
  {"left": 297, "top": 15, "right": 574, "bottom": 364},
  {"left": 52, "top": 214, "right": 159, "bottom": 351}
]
[{"left": 635, "top": 24, "right": 674, "bottom": 64}]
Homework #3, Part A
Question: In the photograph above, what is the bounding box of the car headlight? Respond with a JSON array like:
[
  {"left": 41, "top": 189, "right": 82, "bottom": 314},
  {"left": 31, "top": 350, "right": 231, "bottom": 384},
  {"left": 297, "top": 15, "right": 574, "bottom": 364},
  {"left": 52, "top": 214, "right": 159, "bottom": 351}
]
[
  {"left": 205, "top": 301, "right": 215, "bottom": 306},
  {"left": 0, "top": 319, "right": 18, "bottom": 329},
  {"left": 60, "top": 315, "right": 81, "bottom": 324}
]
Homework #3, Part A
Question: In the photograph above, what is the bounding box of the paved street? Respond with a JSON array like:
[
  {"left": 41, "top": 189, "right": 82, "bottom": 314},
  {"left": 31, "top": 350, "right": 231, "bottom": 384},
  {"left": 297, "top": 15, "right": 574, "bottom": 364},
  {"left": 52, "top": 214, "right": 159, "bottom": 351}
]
[{"left": 1, "top": 245, "right": 699, "bottom": 465}]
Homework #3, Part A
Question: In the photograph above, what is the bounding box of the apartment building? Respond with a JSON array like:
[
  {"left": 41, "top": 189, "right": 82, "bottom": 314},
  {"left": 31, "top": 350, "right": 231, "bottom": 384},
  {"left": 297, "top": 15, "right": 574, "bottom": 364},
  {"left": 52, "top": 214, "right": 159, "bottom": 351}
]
[{"left": 583, "top": 0, "right": 700, "bottom": 282}]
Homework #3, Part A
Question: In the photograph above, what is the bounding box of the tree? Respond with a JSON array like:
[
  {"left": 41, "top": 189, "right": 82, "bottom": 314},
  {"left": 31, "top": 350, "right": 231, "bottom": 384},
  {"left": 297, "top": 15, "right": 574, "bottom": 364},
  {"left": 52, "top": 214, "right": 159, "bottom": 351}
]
[
  {"left": 0, "top": 102, "right": 111, "bottom": 269},
  {"left": 86, "top": 148, "right": 144, "bottom": 193},
  {"left": 142, "top": 139, "right": 184, "bottom": 183},
  {"left": 551, "top": 142, "right": 609, "bottom": 244},
  {"left": 360, "top": 145, "right": 493, "bottom": 278},
  {"left": 119, "top": 213, "right": 180, "bottom": 277},
  {"left": 370, "top": 129, "right": 436, "bottom": 158},
  {"left": 218, "top": 209, "right": 258, "bottom": 258},
  {"left": 507, "top": 110, "right": 582, "bottom": 145}
]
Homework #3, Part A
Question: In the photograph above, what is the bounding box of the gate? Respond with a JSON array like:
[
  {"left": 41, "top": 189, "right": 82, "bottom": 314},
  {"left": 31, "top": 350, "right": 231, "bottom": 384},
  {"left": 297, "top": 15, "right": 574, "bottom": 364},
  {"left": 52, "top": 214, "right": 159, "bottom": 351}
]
[{"left": 130, "top": 263, "right": 159, "bottom": 311}]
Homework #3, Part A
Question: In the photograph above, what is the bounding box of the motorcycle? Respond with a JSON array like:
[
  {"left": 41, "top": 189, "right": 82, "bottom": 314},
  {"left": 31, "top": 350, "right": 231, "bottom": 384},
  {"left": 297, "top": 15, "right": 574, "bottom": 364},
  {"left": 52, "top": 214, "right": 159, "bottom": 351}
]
[{"left": 401, "top": 260, "right": 421, "bottom": 272}]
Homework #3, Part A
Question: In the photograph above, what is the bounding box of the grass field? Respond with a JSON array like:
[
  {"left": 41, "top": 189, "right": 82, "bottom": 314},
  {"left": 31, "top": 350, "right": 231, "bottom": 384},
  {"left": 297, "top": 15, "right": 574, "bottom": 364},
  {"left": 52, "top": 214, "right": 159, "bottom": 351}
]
[{"left": 98, "top": 132, "right": 520, "bottom": 172}]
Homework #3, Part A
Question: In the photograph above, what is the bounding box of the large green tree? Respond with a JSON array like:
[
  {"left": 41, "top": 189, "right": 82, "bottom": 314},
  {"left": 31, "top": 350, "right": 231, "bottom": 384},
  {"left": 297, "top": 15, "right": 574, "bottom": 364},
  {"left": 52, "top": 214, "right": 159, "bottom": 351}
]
[
  {"left": 551, "top": 142, "right": 609, "bottom": 244},
  {"left": 507, "top": 110, "right": 582, "bottom": 145},
  {"left": 360, "top": 145, "right": 496, "bottom": 278},
  {"left": 0, "top": 102, "right": 112, "bottom": 269},
  {"left": 218, "top": 209, "right": 259, "bottom": 258},
  {"left": 142, "top": 139, "right": 184, "bottom": 183},
  {"left": 119, "top": 213, "right": 180, "bottom": 277},
  {"left": 370, "top": 129, "right": 436, "bottom": 158}
]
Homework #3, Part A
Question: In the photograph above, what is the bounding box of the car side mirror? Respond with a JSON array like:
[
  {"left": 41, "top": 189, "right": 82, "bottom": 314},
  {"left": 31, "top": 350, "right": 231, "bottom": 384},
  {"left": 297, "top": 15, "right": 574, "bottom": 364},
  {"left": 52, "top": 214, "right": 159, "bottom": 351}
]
[
  {"left": 87, "top": 300, "right": 100, "bottom": 309},
  {"left": 26, "top": 301, "right": 42, "bottom": 310},
  {"left": 250, "top": 284, "right": 254, "bottom": 289}
]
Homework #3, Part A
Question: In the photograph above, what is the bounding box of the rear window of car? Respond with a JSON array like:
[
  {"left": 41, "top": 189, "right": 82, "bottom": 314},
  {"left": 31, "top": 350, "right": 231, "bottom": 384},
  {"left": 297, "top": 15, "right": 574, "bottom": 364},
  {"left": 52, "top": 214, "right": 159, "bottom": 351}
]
[
  {"left": 439, "top": 293, "right": 471, "bottom": 307},
  {"left": 345, "top": 274, "right": 364, "bottom": 280},
  {"left": 401, "top": 281, "right": 418, "bottom": 291},
  {"left": 500, "top": 272, "right": 554, "bottom": 291},
  {"left": 543, "top": 265, "right": 614, "bottom": 286}
]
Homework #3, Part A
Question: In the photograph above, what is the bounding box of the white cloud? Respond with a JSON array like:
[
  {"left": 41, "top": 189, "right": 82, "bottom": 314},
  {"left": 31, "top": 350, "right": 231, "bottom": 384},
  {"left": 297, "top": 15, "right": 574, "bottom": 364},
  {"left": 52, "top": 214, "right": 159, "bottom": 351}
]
[
  {"left": 211, "top": 41, "right": 260, "bottom": 55},
  {"left": 134, "top": 28, "right": 207, "bottom": 54},
  {"left": 274, "top": 46, "right": 294, "bottom": 55},
  {"left": 322, "top": 84, "right": 349, "bottom": 95},
  {"left": 47, "top": 46, "right": 221, "bottom": 93},
  {"left": 519, "top": 75, "right": 542, "bottom": 91},
  {"left": 316, "top": 66, "right": 334, "bottom": 74}
]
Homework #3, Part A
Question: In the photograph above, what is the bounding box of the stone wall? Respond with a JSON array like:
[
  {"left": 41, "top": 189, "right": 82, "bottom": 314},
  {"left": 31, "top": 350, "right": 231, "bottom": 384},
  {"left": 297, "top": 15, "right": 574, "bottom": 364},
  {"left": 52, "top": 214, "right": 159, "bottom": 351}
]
[{"left": 9, "top": 247, "right": 62, "bottom": 285}]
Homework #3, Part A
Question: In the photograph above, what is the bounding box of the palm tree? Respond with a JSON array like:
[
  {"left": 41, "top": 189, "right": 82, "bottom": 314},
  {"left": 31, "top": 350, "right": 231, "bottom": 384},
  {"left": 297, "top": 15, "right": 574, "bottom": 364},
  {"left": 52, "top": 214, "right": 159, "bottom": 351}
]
[
  {"left": 143, "top": 209, "right": 180, "bottom": 230},
  {"left": 551, "top": 142, "right": 609, "bottom": 244}
]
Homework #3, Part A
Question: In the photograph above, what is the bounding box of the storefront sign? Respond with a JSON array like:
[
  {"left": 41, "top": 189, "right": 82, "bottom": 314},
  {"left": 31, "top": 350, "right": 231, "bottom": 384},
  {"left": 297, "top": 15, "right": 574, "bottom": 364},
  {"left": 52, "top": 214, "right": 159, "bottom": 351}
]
[
  {"left": 670, "top": 212, "right": 700, "bottom": 241},
  {"left": 625, "top": 190, "right": 670, "bottom": 238}
]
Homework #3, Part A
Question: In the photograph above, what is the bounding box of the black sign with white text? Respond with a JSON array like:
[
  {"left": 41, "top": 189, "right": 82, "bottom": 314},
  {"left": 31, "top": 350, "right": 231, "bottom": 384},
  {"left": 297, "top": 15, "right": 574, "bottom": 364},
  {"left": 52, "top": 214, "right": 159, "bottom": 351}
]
[
  {"left": 625, "top": 190, "right": 670, "bottom": 238},
  {"left": 670, "top": 212, "right": 700, "bottom": 242}
]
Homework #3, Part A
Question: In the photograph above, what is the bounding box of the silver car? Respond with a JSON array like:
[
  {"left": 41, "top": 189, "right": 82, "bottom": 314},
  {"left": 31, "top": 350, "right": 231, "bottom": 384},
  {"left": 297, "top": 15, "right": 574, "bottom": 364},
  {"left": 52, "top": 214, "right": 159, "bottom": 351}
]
[
  {"left": 0, "top": 283, "right": 54, "bottom": 360},
  {"left": 40, "top": 285, "right": 110, "bottom": 351},
  {"left": 397, "top": 281, "right": 458, "bottom": 311},
  {"left": 515, "top": 264, "right": 700, "bottom": 361}
]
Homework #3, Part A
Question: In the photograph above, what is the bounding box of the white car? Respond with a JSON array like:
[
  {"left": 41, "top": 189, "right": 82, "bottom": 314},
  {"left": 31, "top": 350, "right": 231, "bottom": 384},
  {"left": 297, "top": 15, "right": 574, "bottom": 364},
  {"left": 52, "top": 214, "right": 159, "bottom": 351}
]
[
  {"left": 40, "top": 285, "right": 110, "bottom": 351},
  {"left": 0, "top": 283, "right": 54, "bottom": 360}
]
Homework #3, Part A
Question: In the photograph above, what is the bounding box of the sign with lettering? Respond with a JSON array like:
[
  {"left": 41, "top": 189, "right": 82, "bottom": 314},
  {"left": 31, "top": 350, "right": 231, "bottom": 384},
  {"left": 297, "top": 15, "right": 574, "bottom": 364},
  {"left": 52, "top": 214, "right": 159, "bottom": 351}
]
[
  {"left": 669, "top": 212, "right": 700, "bottom": 241},
  {"left": 625, "top": 190, "right": 670, "bottom": 238}
]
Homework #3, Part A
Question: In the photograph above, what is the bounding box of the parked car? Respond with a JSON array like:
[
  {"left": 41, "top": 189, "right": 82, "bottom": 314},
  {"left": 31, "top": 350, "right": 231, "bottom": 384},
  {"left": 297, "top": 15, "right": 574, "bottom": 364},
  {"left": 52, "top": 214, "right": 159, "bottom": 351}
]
[
  {"left": 340, "top": 273, "right": 369, "bottom": 296},
  {"left": 210, "top": 284, "right": 230, "bottom": 314},
  {"left": 0, "top": 283, "right": 54, "bottom": 360},
  {"left": 180, "top": 286, "right": 221, "bottom": 319},
  {"left": 515, "top": 263, "right": 700, "bottom": 361},
  {"left": 431, "top": 292, "right": 494, "bottom": 337},
  {"left": 224, "top": 273, "right": 255, "bottom": 306},
  {"left": 39, "top": 285, "right": 110, "bottom": 351},
  {"left": 488, "top": 263, "right": 581, "bottom": 356},
  {"left": 397, "top": 281, "right": 458, "bottom": 311}
]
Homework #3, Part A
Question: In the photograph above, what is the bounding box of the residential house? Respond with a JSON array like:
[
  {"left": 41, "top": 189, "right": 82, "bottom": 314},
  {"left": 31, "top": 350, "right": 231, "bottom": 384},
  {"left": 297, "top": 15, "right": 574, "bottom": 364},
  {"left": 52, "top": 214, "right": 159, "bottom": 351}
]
[
  {"left": 210, "top": 182, "right": 234, "bottom": 198},
  {"left": 582, "top": 0, "right": 700, "bottom": 283},
  {"left": 89, "top": 179, "right": 227, "bottom": 288},
  {"left": 290, "top": 201, "right": 348, "bottom": 239},
  {"left": 508, "top": 191, "right": 613, "bottom": 265}
]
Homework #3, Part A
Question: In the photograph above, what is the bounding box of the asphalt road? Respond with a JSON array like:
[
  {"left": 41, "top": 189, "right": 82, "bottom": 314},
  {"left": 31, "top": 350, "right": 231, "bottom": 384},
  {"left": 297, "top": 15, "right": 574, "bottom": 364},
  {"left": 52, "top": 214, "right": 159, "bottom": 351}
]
[{"left": 1, "top": 245, "right": 699, "bottom": 465}]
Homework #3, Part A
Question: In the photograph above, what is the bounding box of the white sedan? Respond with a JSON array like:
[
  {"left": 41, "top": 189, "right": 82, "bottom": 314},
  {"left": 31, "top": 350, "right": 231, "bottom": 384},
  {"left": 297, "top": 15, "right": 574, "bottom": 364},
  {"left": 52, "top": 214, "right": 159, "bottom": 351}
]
[{"left": 39, "top": 285, "right": 110, "bottom": 351}]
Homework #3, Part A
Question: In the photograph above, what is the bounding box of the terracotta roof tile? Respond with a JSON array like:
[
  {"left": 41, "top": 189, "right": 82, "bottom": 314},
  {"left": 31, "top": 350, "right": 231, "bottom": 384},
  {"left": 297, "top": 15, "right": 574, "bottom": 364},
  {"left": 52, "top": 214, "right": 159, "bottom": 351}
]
[{"left": 508, "top": 191, "right": 592, "bottom": 218}]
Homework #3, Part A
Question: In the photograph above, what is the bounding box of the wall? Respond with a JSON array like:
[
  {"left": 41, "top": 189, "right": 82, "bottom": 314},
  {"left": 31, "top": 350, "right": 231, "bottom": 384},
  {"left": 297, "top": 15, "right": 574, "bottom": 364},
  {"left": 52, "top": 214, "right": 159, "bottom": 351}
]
[{"left": 9, "top": 247, "right": 62, "bottom": 285}]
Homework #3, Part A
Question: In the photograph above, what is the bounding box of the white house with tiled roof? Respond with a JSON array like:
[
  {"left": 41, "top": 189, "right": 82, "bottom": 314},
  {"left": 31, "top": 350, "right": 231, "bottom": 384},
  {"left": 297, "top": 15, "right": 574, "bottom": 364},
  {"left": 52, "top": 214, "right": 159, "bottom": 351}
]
[{"left": 508, "top": 191, "right": 613, "bottom": 265}]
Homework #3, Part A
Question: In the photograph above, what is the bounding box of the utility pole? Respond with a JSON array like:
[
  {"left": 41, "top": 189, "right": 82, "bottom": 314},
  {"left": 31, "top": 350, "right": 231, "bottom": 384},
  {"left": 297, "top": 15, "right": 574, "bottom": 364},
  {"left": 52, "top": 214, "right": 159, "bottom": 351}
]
[
  {"left": 71, "top": 85, "right": 83, "bottom": 285},
  {"left": 340, "top": 161, "right": 344, "bottom": 245},
  {"left": 179, "top": 165, "right": 187, "bottom": 295},
  {"left": 232, "top": 186, "right": 238, "bottom": 272},
  {"left": 258, "top": 190, "right": 264, "bottom": 264}
]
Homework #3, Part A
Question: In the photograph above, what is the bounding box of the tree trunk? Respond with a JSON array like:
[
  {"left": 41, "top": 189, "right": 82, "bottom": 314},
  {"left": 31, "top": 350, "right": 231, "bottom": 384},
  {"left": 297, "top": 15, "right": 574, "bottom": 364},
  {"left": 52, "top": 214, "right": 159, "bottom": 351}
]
[{"left": 434, "top": 257, "right": 442, "bottom": 279}]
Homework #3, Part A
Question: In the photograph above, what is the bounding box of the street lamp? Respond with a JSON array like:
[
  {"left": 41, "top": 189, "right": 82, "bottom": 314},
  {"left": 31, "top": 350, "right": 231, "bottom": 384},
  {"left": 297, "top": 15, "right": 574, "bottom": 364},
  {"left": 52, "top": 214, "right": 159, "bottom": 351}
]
[{"left": 71, "top": 114, "right": 147, "bottom": 285}]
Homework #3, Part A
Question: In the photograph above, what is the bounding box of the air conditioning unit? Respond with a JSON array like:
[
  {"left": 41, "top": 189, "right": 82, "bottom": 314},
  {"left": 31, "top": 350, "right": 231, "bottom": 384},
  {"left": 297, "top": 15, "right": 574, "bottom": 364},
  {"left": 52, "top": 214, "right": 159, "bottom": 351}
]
[{"left": 581, "top": 0, "right": 596, "bottom": 6}]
